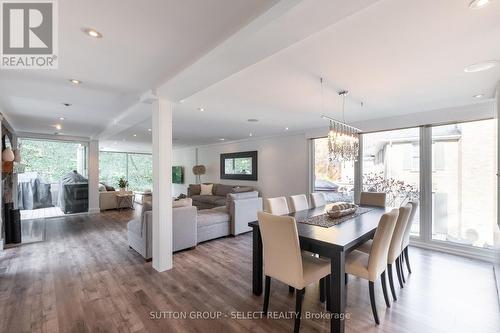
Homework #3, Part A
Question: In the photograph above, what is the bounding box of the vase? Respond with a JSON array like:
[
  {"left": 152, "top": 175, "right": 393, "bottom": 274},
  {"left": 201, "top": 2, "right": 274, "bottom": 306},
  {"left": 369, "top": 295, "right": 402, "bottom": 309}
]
[{"left": 119, "top": 187, "right": 125, "bottom": 194}]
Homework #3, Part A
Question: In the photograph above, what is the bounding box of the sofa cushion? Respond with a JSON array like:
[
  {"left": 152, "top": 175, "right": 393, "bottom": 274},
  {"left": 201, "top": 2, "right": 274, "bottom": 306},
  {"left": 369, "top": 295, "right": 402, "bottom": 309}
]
[
  {"left": 188, "top": 184, "right": 201, "bottom": 196},
  {"left": 200, "top": 184, "right": 213, "bottom": 195},
  {"left": 191, "top": 195, "right": 221, "bottom": 205},
  {"left": 215, "top": 197, "right": 227, "bottom": 206},
  {"left": 214, "top": 184, "right": 234, "bottom": 197},
  {"left": 197, "top": 208, "right": 229, "bottom": 227}
]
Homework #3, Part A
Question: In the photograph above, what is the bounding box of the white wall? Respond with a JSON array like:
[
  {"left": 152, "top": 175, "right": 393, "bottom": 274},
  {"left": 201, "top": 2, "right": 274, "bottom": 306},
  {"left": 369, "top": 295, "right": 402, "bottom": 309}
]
[
  {"left": 172, "top": 147, "right": 197, "bottom": 197},
  {"left": 194, "top": 133, "right": 309, "bottom": 198}
]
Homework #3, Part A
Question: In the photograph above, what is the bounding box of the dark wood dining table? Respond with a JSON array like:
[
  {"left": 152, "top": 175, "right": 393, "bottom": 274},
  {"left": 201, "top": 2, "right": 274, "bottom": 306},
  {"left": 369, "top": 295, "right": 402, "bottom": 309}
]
[{"left": 248, "top": 204, "right": 387, "bottom": 333}]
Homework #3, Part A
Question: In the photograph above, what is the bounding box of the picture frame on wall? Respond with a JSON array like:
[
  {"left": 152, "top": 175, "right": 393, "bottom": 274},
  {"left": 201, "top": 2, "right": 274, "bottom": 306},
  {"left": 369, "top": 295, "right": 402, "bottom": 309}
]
[{"left": 220, "top": 151, "right": 257, "bottom": 181}]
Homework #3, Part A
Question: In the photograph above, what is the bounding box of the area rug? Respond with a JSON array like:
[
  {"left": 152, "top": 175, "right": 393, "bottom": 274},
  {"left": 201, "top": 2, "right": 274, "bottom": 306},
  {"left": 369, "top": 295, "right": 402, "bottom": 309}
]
[{"left": 297, "top": 207, "right": 374, "bottom": 228}]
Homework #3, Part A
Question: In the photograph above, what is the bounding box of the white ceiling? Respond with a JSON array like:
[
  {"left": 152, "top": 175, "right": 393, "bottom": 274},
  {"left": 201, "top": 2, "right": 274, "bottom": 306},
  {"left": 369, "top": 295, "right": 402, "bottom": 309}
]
[
  {"left": 2, "top": 0, "right": 500, "bottom": 150},
  {"left": 0, "top": 0, "right": 278, "bottom": 137}
]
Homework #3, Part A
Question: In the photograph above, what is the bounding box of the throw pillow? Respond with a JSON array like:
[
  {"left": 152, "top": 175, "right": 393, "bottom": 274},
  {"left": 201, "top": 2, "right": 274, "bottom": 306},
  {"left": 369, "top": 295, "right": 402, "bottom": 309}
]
[
  {"left": 98, "top": 183, "right": 107, "bottom": 192},
  {"left": 200, "top": 184, "right": 213, "bottom": 196}
]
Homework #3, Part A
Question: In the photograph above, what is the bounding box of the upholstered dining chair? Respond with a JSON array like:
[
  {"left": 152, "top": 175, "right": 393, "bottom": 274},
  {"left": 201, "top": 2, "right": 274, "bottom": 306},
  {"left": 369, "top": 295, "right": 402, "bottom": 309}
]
[
  {"left": 258, "top": 212, "right": 331, "bottom": 333},
  {"left": 345, "top": 209, "right": 399, "bottom": 325},
  {"left": 357, "top": 203, "right": 413, "bottom": 302},
  {"left": 309, "top": 192, "right": 326, "bottom": 208},
  {"left": 400, "top": 201, "right": 419, "bottom": 278},
  {"left": 288, "top": 194, "right": 309, "bottom": 213},
  {"left": 360, "top": 192, "right": 386, "bottom": 207},
  {"left": 264, "top": 196, "right": 290, "bottom": 215}
]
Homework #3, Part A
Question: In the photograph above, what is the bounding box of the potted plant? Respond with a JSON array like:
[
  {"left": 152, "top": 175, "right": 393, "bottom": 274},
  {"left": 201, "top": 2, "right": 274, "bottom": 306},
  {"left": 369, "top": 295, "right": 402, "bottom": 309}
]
[{"left": 118, "top": 177, "right": 129, "bottom": 194}]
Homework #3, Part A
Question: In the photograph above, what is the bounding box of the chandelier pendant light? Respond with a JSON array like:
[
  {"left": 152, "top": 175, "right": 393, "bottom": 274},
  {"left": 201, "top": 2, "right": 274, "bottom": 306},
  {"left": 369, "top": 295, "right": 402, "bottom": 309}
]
[{"left": 320, "top": 78, "right": 360, "bottom": 162}]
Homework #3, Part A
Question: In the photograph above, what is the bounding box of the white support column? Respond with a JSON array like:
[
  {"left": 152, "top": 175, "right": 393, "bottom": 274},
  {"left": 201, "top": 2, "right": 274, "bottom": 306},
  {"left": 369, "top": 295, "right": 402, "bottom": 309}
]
[
  {"left": 88, "top": 140, "right": 100, "bottom": 213},
  {"left": 152, "top": 98, "right": 173, "bottom": 272}
]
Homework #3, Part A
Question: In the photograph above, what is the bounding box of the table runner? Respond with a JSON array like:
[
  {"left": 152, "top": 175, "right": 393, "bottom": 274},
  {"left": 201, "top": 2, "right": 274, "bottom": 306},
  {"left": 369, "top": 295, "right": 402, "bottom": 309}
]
[{"left": 297, "top": 207, "right": 374, "bottom": 228}]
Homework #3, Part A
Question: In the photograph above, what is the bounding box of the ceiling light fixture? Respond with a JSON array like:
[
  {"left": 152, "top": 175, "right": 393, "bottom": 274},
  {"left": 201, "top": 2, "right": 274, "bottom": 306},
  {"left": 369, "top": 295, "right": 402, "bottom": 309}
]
[
  {"left": 59, "top": 117, "right": 65, "bottom": 120},
  {"left": 133, "top": 134, "right": 137, "bottom": 137},
  {"left": 62, "top": 103, "right": 71, "bottom": 107},
  {"left": 55, "top": 124, "right": 62, "bottom": 130},
  {"left": 464, "top": 60, "right": 499, "bottom": 73},
  {"left": 285, "top": 127, "right": 289, "bottom": 130},
  {"left": 84, "top": 28, "right": 102, "bottom": 38},
  {"left": 179, "top": 99, "right": 185, "bottom": 103},
  {"left": 219, "top": 138, "right": 225, "bottom": 141},
  {"left": 249, "top": 132, "right": 253, "bottom": 137},
  {"left": 320, "top": 78, "right": 360, "bottom": 162},
  {"left": 198, "top": 107, "right": 205, "bottom": 112},
  {"left": 148, "top": 128, "right": 152, "bottom": 132},
  {"left": 69, "top": 79, "right": 81, "bottom": 85},
  {"left": 473, "top": 94, "right": 485, "bottom": 98},
  {"left": 247, "top": 119, "right": 259, "bottom": 122},
  {"left": 469, "top": 0, "right": 491, "bottom": 9}
]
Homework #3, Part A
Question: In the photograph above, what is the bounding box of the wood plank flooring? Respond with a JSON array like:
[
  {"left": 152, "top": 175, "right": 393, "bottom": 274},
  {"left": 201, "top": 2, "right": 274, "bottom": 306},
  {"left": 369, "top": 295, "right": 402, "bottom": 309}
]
[{"left": 1, "top": 210, "right": 499, "bottom": 333}]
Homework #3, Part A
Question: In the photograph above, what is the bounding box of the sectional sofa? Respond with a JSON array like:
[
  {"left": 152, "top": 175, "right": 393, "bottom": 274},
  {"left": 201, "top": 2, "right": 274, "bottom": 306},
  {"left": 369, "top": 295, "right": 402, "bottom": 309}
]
[
  {"left": 187, "top": 183, "right": 254, "bottom": 209},
  {"left": 127, "top": 191, "right": 262, "bottom": 259}
]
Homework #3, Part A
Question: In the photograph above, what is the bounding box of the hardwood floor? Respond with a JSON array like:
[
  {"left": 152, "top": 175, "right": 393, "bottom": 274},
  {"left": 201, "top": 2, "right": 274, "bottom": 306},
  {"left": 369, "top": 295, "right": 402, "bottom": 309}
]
[{"left": 1, "top": 211, "right": 499, "bottom": 333}]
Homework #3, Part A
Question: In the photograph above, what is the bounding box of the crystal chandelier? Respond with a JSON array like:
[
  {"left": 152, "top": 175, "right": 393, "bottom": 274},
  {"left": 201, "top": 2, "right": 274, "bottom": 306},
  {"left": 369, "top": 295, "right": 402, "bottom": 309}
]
[{"left": 320, "top": 81, "right": 360, "bottom": 162}]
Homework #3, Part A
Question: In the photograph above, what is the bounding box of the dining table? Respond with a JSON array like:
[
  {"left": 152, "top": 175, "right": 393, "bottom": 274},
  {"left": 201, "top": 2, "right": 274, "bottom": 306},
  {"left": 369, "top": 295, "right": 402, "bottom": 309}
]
[{"left": 248, "top": 204, "right": 387, "bottom": 333}]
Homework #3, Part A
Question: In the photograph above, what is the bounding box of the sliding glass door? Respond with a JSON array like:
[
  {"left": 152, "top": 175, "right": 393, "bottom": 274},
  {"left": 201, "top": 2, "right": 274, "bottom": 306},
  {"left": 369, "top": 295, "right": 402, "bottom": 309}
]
[
  {"left": 431, "top": 119, "right": 496, "bottom": 249},
  {"left": 362, "top": 128, "right": 421, "bottom": 236}
]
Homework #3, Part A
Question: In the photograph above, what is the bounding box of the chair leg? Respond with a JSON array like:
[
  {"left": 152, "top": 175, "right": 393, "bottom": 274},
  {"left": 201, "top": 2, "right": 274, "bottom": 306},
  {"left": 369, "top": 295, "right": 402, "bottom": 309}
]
[
  {"left": 345, "top": 273, "right": 348, "bottom": 285},
  {"left": 400, "top": 256, "right": 406, "bottom": 283},
  {"left": 395, "top": 257, "right": 404, "bottom": 288},
  {"left": 387, "top": 264, "right": 397, "bottom": 301},
  {"left": 369, "top": 281, "right": 380, "bottom": 325},
  {"left": 289, "top": 286, "right": 295, "bottom": 293},
  {"left": 325, "top": 275, "right": 331, "bottom": 312},
  {"left": 404, "top": 246, "right": 412, "bottom": 274},
  {"left": 320, "top": 277, "right": 325, "bottom": 303},
  {"left": 263, "top": 276, "right": 271, "bottom": 315},
  {"left": 381, "top": 271, "right": 391, "bottom": 308},
  {"left": 294, "top": 288, "right": 305, "bottom": 333}
]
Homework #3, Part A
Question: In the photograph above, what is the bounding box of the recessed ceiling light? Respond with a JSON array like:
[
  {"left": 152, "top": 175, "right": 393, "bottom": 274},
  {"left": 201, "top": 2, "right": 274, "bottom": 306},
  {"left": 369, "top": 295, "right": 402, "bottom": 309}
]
[
  {"left": 133, "top": 134, "right": 137, "bottom": 137},
  {"left": 285, "top": 127, "right": 289, "bottom": 130},
  {"left": 464, "top": 60, "right": 499, "bottom": 73},
  {"left": 198, "top": 107, "right": 205, "bottom": 112},
  {"left": 62, "top": 103, "right": 71, "bottom": 107},
  {"left": 69, "top": 79, "right": 81, "bottom": 85},
  {"left": 249, "top": 132, "right": 253, "bottom": 137},
  {"left": 247, "top": 119, "right": 259, "bottom": 122},
  {"left": 59, "top": 117, "right": 65, "bottom": 120},
  {"left": 179, "top": 99, "right": 185, "bottom": 103},
  {"left": 55, "top": 124, "right": 62, "bottom": 130},
  {"left": 469, "top": 0, "right": 491, "bottom": 9},
  {"left": 148, "top": 128, "right": 152, "bottom": 132},
  {"left": 219, "top": 138, "right": 225, "bottom": 141},
  {"left": 84, "top": 28, "right": 102, "bottom": 38},
  {"left": 473, "top": 94, "right": 485, "bottom": 98}
]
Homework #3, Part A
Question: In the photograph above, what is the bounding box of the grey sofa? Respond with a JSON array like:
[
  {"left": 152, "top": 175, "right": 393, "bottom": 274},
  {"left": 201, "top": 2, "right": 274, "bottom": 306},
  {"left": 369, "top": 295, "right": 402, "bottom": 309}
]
[
  {"left": 127, "top": 192, "right": 262, "bottom": 259},
  {"left": 127, "top": 200, "right": 197, "bottom": 259},
  {"left": 187, "top": 183, "right": 254, "bottom": 210}
]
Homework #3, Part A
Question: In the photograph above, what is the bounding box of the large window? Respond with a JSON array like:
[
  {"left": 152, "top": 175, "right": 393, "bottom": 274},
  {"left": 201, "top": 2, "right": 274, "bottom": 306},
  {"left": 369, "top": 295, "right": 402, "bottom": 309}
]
[
  {"left": 313, "top": 137, "right": 354, "bottom": 202},
  {"left": 431, "top": 120, "right": 496, "bottom": 248},
  {"left": 100, "top": 151, "right": 152, "bottom": 191},
  {"left": 362, "top": 128, "right": 420, "bottom": 236}
]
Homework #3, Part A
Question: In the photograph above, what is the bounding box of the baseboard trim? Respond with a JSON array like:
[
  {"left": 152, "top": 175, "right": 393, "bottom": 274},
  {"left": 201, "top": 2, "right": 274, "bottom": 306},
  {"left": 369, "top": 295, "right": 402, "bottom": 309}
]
[
  {"left": 88, "top": 208, "right": 101, "bottom": 214},
  {"left": 410, "top": 239, "right": 495, "bottom": 263}
]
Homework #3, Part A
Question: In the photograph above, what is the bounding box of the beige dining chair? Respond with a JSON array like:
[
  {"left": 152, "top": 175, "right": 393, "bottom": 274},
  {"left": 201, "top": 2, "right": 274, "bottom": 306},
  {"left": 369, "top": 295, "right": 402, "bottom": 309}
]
[
  {"left": 360, "top": 192, "right": 386, "bottom": 207},
  {"left": 264, "top": 196, "right": 290, "bottom": 215},
  {"left": 400, "top": 201, "right": 419, "bottom": 278},
  {"left": 288, "top": 194, "right": 309, "bottom": 213},
  {"left": 309, "top": 192, "right": 326, "bottom": 208},
  {"left": 357, "top": 203, "right": 412, "bottom": 302},
  {"left": 345, "top": 209, "right": 399, "bottom": 325},
  {"left": 258, "top": 211, "right": 331, "bottom": 333}
]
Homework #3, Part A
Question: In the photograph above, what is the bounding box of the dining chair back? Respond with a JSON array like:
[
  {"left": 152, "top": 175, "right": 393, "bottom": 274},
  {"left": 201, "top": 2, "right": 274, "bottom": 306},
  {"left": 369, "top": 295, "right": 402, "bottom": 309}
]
[
  {"left": 309, "top": 192, "right": 326, "bottom": 208},
  {"left": 263, "top": 196, "right": 290, "bottom": 215},
  {"left": 360, "top": 192, "right": 386, "bottom": 207},
  {"left": 288, "top": 194, "right": 309, "bottom": 213},
  {"left": 387, "top": 203, "right": 412, "bottom": 264}
]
